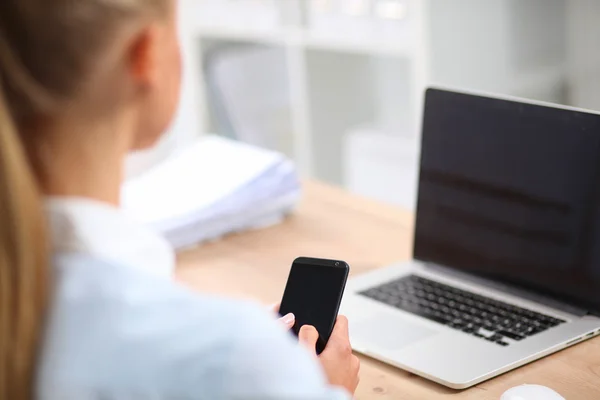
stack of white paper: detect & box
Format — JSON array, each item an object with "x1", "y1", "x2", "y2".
[{"x1": 121, "y1": 135, "x2": 301, "y2": 248}]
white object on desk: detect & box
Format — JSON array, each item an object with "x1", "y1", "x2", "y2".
[
  {"x1": 122, "y1": 135, "x2": 300, "y2": 248},
  {"x1": 501, "y1": 384, "x2": 566, "y2": 400}
]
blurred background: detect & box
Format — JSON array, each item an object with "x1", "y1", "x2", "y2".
[{"x1": 127, "y1": 0, "x2": 600, "y2": 211}]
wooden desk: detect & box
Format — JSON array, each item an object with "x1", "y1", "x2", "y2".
[{"x1": 177, "y1": 181, "x2": 600, "y2": 399}]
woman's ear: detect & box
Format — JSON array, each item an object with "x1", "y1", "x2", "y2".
[
  {"x1": 127, "y1": 9, "x2": 182, "y2": 152},
  {"x1": 127, "y1": 25, "x2": 161, "y2": 90}
]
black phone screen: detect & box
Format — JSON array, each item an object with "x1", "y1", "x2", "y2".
[{"x1": 279, "y1": 258, "x2": 349, "y2": 354}]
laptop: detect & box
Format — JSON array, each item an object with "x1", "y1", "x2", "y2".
[{"x1": 341, "y1": 87, "x2": 600, "y2": 389}]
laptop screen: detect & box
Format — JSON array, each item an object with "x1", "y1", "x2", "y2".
[{"x1": 414, "y1": 88, "x2": 600, "y2": 312}]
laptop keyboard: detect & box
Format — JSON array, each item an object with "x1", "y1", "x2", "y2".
[{"x1": 359, "y1": 275, "x2": 566, "y2": 347}]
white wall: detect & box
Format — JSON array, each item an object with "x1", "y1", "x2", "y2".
[{"x1": 566, "y1": 0, "x2": 600, "y2": 111}]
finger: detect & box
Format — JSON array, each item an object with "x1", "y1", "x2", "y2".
[
  {"x1": 278, "y1": 313, "x2": 295, "y2": 330},
  {"x1": 331, "y1": 315, "x2": 349, "y2": 338},
  {"x1": 298, "y1": 325, "x2": 319, "y2": 353}
]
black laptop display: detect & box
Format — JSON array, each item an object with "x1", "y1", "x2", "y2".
[{"x1": 415, "y1": 88, "x2": 600, "y2": 312}]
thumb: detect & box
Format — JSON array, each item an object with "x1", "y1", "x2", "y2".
[
  {"x1": 298, "y1": 325, "x2": 319, "y2": 354},
  {"x1": 278, "y1": 313, "x2": 295, "y2": 330},
  {"x1": 331, "y1": 315, "x2": 349, "y2": 339}
]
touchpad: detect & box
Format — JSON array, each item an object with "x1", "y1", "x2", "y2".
[{"x1": 351, "y1": 314, "x2": 437, "y2": 350}]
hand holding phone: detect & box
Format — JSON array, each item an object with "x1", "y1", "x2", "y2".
[
  {"x1": 279, "y1": 257, "x2": 349, "y2": 354},
  {"x1": 299, "y1": 316, "x2": 360, "y2": 395}
]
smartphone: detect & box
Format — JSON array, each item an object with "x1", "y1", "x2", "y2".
[{"x1": 279, "y1": 257, "x2": 349, "y2": 354}]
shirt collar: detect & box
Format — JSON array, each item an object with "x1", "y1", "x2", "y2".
[{"x1": 45, "y1": 197, "x2": 175, "y2": 278}]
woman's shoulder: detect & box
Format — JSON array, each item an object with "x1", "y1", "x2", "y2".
[{"x1": 37, "y1": 254, "x2": 317, "y2": 399}]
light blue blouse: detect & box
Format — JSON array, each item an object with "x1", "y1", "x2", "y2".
[{"x1": 36, "y1": 199, "x2": 349, "y2": 399}]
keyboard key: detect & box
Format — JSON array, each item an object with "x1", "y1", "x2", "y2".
[
  {"x1": 487, "y1": 334, "x2": 504, "y2": 342},
  {"x1": 529, "y1": 327, "x2": 547, "y2": 336},
  {"x1": 496, "y1": 330, "x2": 526, "y2": 341},
  {"x1": 482, "y1": 320, "x2": 494, "y2": 329},
  {"x1": 463, "y1": 326, "x2": 478, "y2": 334},
  {"x1": 476, "y1": 328, "x2": 493, "y2": 338}
]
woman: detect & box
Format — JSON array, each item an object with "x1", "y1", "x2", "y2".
[{"x1": 0, "y1": 0, "x2": 360, "y2": 398}]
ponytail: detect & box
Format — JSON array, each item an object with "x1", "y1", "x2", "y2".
[{"x1": 0, "y1": 77, "x2": 49, "y2": 399}]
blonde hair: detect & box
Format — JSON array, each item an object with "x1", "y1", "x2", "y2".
[{"x1": 0, "y1": 1, "x2": 168, "y2": 398}]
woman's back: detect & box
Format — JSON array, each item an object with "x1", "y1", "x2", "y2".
[{"x1": 37, "y1": 200, "x2": 348, "y2": 399}]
